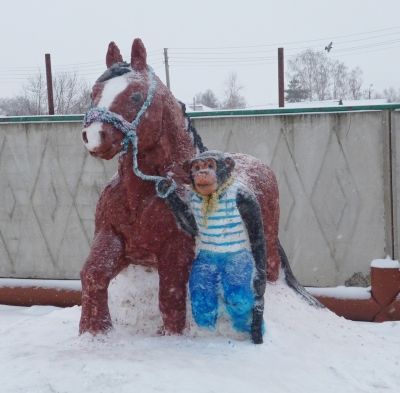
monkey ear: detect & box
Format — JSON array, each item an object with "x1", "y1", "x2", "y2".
[
  {"x1": 224, "y1": 156, "x2": 235, "y2": 173},
  {"x1": 183, "y1": 159, "x2": 192, "y2": 174}
]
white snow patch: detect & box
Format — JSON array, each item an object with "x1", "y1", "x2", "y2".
[
  {"x1": 83, "y1": 121, "x2": 102, "y2": 150},
  {"x1": 0, "y1": 278, "x2": 81, "y2": 291},
  {"x1": 98, "y1": 74, "x2": 130, "y2": 109},
  {"x1": 108, "y1": 265, "x2": 162, "y2": 334},
  {"x1": 108, "y1": 265, "x2": 246, "y2": 340},
  {"x1": 307, "y1": 285, "x2": 371, "y2": 300},
  {"x1": 1, "y1": 276, "x2": 399, "y2": 393},
  {"x1": 83, "y1": 73, "x2": 131, "y2": 151},
  {"x1": 371, "y1": 258, "x2": 400, "y2": 269}
]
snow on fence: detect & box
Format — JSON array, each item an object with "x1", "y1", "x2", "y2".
[{"x1": 1, "y1": 105, "x2": 400, "y2": 288}]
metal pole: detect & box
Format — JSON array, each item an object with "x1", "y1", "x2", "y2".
[
  {"x1": 45, "y1": 53, "x2": 55, "y2": 115},
  {"x1": 278, "y1": 47, "x2": 285, "y2": 108},
  {"x1": 163, "y1": 48, "x2": 170, "y2": 90}
]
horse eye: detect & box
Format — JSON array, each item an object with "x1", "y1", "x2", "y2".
[{"x1": 131, "y1": 93, "x2": 143, "y2": 103}]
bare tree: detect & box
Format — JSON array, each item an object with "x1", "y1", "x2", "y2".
[
  {"x1": 288, "y1": 49, "x2": 332, "y2": 101},
  {"x1": 195, "y1": 89, "x2": 220, "y2": 108},
  {"x1": 23, "y1": 72, "x2": 47, "y2": 114},
  {"x1": 0, "y1": 96, "x2": 34, "y2": 116},
  {"x1": 331, "y1": 60, "x2": 349, "y2": 100},
  {"x1": 348, "y1": 67, "x2": 363, "y2": 100},
  {"x1": 221, "y1": 72, "x2": 246, "y2": 109},
  {"x1": 382, "y1": 87, "x2": 400, "y2": 103},
  {"x1": 53, "y1": 72, "x2": 91, "y2": 114},
  {"x1": 0, "y1": 72, "x2": 91, "y2": 116},
  {"x1": 288, "y1": 49, "x2": 365, "y2": 102}
]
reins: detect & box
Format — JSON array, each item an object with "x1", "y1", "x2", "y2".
[{"x1": 83, "y1": 66, "x2": 177, "y2": 199}]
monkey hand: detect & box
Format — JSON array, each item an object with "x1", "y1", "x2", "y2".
[
  {"x1": 251, "y1": 302, "x2": 264, "y2": 344},
  {"x1": 156, "y1": 177, "x2": 176, "y2": 198}
]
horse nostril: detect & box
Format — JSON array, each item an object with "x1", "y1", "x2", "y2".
[
  {"x1": 99, "y1": 131, "x2": 106, "y2": 141},
  {"x1": 82, "y1": 131, "x2": 88, "y2": 144}
]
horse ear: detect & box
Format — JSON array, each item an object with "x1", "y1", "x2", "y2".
[
  {"x1": 131, "y1": 38, "x2": 147, "y2": 71},
  {"x1": 106, "y1": 42, "x2": 123, "y2": 68}
]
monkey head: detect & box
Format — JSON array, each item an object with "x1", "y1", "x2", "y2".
[{"x1": 184, "y1": 150, "x2": 235, "y2": 196}]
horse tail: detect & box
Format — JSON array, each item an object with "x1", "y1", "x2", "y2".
[
  {"x1": 278, "y1": 240, "x2": 324, "y2": 308},
  {"x1": 179, "y1": 101, "x2": 208, "y2": 153}
]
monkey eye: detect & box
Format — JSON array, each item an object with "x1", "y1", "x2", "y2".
[
  {"x1": 131, "y1": 92, "x2": 143, "y2": 103},
  {"x1": 208, "y1": 163, "x2": 213, "y2": 169},
  {"x1": 193, "y1": 164, "x2": 200, "y2": 172}
]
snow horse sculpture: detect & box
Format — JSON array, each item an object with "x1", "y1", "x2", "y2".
[{"x1": 79, "y1": 38, "x2": 319, "y2": 336}]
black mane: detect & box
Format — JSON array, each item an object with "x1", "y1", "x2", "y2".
[
  {"x1": 97, "y1": 62, "x2": 131, "y2": 83},
  {"x1": 179, "y1": 101, "x2": 207, "y2": 153}
]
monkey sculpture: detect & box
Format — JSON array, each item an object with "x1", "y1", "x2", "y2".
[{"x1": 160, "y1": 150, "x2": 266, "y2": 344}]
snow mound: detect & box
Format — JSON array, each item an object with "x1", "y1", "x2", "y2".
[
  {"x1": 307, "y1": 285, "x2": 371, "y2": 299},
  {"x1": 371, "y1": 258, "x2": 400, "y2": 269},
  {"x1": 108, "y1": 265, "x2": 248, "y2": 340},
  {"x1": 1, "y1": 274, "x2": 399, "y2": 393}
]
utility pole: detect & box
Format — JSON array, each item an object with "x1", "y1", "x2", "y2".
[
  {"x1": 45, "y1": 53, "x2": 55, "y2": 115},
  {"x1": 278, "y1": 47, "x2": 285, "y2": 108},
  {"x1": 163, "y1": 48, "x2": 170, "y2": 90}
]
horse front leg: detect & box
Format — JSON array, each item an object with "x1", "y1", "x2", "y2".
[
  {"x1": 157, "y1": 239, "x2": 193, "y2": 334},
  {"x1": 79, "y1": 227, "x2": 125, "y2": 335}
]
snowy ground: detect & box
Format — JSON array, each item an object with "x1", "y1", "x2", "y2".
[{"x1": 1, "y1": 269, "x2": 399, "y2": 393}]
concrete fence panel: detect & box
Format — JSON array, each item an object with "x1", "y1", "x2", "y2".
[
  {"x1": 194, "y1": 111, "x2": 390, "y2": 286},
  {"x1": 0, "y1": 107, "x2": 397, "y2": 285},
  {"x1": 0, "y1": 121, "x2": 117, "y2": 279}
]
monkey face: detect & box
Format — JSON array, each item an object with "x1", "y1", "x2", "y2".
[{"x1": 191, "y1": 159, "x2": 218, "y2": 196}]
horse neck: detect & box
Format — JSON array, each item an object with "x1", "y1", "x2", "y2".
[
  {"x1": 118, "y1": 148, "x2": 154, "y2": 199},
  {"x1": 158, "y1": 99, "x2": 196, "y2": 169}
]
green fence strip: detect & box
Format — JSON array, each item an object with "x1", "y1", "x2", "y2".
[
  {"x1": 1, "y1": 104, "x2": 400, "y2": 124},
  {"x1": 188, "y1": 103, "x2": 400, "y2": 118},
  {"x1": 0, "y1": 115, "x2": 84, "y2": 123}
]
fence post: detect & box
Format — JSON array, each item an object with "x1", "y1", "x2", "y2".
[
  {"x1": 382, "y1": 110, "x2": 395, "y2": 259},
  {"x1": 390, "y1": 110, "x2": 398, "y2": 260}
]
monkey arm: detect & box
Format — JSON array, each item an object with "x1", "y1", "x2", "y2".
[
  {"x1": 165, "y1": 191, "x2": 199, "y2": 237},
  {"x1": 236, "y1": 187, "x2": 266, "y2": 344},
  {"x1": 236, "y1": 188, "x2": 267, "y2": 287}
]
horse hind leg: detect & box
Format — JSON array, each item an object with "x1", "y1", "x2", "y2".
[{"x1": 79, "y1": 228, "x2": 126, "y2": 335}]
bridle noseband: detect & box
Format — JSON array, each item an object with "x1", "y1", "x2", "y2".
[{"x1": 83, "y1": 66, "x2": 177, "y2": 198}]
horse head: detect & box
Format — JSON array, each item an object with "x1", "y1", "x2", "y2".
[{"x1": 82, "y1": 39, "x2": 178, "y2": 162}]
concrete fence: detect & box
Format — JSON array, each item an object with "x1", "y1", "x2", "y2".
[{"x1": 1, "y1": 105, "x2": 400, "y2": 286}]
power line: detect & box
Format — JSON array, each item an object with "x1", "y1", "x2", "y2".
[{"x1": 169, "y1": 25, "x2": 400, "y2": 50}]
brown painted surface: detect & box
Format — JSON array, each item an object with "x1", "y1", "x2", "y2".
[
  {"x1": 371, "y1": 267, "x2": 400, "y2": 306},
  {"x1": 0, "y1": 286, "x2": 81, "y2": 307},
  {"x1": 316, "y1": 296, "x2": 380, "y2": 322},
  {"x1": 79, "y1": 39, "x2": 282, "y2": 336},
  {"x1": 315, "y1": 266, "x2": 400, "y2": 322},
  {"x1": 374, "y1": 299, "x2": 400, "y2": 322}
]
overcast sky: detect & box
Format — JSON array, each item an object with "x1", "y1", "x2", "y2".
[{"x1": 1, "y1": 0, "x2": 400, "y2": 107}]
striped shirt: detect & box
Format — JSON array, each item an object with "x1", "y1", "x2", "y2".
[{"x1": 190, "y1": 181, "x2": 251, "y2": 254}]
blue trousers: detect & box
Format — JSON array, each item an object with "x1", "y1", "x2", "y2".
[{"x1": 189, "y1": 249, "x2": 255, "y2": 333}]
